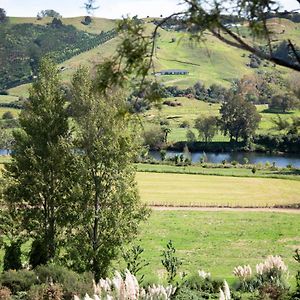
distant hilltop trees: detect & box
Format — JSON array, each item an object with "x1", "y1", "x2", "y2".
[
  {"x1": 37, "y1": 9, "x2": 62, "y2": 20},
  {"x1": 0, "y1": 8, "x2": 7, "y2": 23}
]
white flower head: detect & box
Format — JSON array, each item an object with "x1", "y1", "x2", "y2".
[
  {"x1": 219, "y1": 288, "x2": 225, "y2": 300},
  {"x1": 198, "y1": 270, "x2": 211, "y2": 279},
  {"x1": 223, "y1": 280, "x2": 231, "y2": 300}
]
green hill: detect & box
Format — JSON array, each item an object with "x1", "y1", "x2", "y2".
[
  {"x1": 2, "y1": 16, "x2": 300, "y2": 97},
  {"x1": 0, "y1": 17, "x2": 117, "y2": 91}
]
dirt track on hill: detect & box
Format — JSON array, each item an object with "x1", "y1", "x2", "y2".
[{"x1": 150, "y1": 206, "x2": 300, "y2": 214}]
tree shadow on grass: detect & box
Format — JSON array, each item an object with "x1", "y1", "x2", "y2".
[
  {"x1": 274, "y1": 169, "x2": 300, "y2": 176},
  {"x1": 261, "y1": 108, "x2": 294, "y2": 115}
]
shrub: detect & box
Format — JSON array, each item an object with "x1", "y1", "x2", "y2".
[
  {"x1": 2, "y1": 112, "x2": 14, "y2": 120},
  {"x1": 179, "y1": 120, "x2": 190, "y2": 128},
  {"x1": 258, "y1": 282, "x2": 288, "y2": 300},
  {"x1": 251, "y1": 167, "x2": 257, "y2": 174},
  {"x1": 81, "y1": 270, "x2": 176, "y2": 300},
  {"x1": 122, "y1": 245, "x2": 149, "y2": 284},
  {"x1": 255, "y1": 255, "x2": 289, "y2": 297},
  {"x1": 28, "y1": 283, "x2": 63, "y2": 300},
  {"x1": 231, "y1": 160, "x2": 238, "y2": 166},
  {"x1": 233, "y1": 265, "x2": 255, "y2": 292},
  {"x1": 0, "y1": 286, "x2": 11, "y2": 300},
  {"x1": 0, "y1": 270, "x2": 38, "y2": 294},
  {"x1": 161, "y1": 240, "x2": 182, "y2": 284},
  {"x1": 186, "y1": 130, "x2": 196, "y2": 142},
  {"x1": 160, "y1": 150, "x2": 167, "y2": 161},
  {"x1": 3, "y1": 241, "x2": 22, "y2": 271},
  {"x1": 29, "y1": 238, "x2": 48, "y2": 268},
  {"x1": 35, "y1": 265, "x2": 93, "y2": 299},
  {"x1": 159, "y1": 119, "x2": 169, "y2": 126},
  {"x1": 293, "y1": 249, "x2": 300, "y2": 299},
  {"x1": 81, "y1": 16, "x2": 92, "y2": 25},
  {"x1": 243, "y1": 157, "x2": 249, "y2": 165},
  {"x1": 184, "y1": 273, "x2": 222, "y2": 294},
  {"x1": 174, "y1": 286, "x2": 212, "y2": 299},
  {"x1": 143, "y1": 126, "x2": 165, "y2": 150}
]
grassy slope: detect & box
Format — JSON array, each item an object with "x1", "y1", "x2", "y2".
[
  {"x1": 9, "y1": 16, "x2": 116, "y2": 34},
  {"x1": 136, "y1": 172, "x2": 300, "y2": 207},
  {"x1": 6, "y1": 17, "x2": 118, "y2": 97},
  {"x1": 134, "y1": 211, "x2": 300, "y2": 284},
  {"x1": 8, "y1": 17, "x2": 299, "y2": 97}
]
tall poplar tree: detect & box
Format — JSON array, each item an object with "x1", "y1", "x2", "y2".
[
  {"x1": 3, "y1": 58, "x2": 78, "y2": 265},
  {"x1": 66, "y1": 67, "x2": 148, "y2": 281}
]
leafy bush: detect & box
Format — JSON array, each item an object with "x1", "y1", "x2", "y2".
[
  {"x1": 28, "y1": 283, "x2": 63, "y2": 300},
  {"x1": 231, "y1": 160, "x2": 238, "y2": 166},
  {"x1": 3, "y1": 241, "x2": 22, "y2": 271},
  {"x1": 293, "y1": 250, "x2": 300, "y2": 299},
  {"x1": 143, "y1": 126, "x2": 165, "y2": 150},
  {"x1": 0, "y1": 270, "x2": 38, "y2": 294},
  {"x1": 2, "y1": 111, "x2": 14, "y2": 120},
  {"x1": 122, "y1": 245, "x2": 149, "y2": 284},
  {"x1": 174, "y1": 286, "x2": 213, "y2": 299},
  {"x1": 29, "y1": 238, "x2": 49, "y2": 268},
  {"x1": 186, "y1": 130, "x2": 196, "y2": 142},
  {"x1": 180, "y1": 120, "x2": 190, "y2": 128},
  {"x1": 258, "y1": 282, "x2": 289, "y2": 300},
  {"x1": 161, "y1": 241, "x2": 182, "y2": 284},
  {"x1": 184, "y1": 273, "x2": 222, "y2": 294},
  {"x1": 254, "y1": 134, "x2": 300, "y2": 153},
  {"x1": 81, "y1": 16, "x2": 92, "y2": 25},
  {"x1": 35, "y1": 265, "x2": 93, "y2": 299}
]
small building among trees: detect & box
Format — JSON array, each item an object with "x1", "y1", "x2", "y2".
[{"x1": 155, "y1": 69, "x2": 189, "y2": 76}]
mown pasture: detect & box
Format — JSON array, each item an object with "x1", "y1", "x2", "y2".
[{"x1": 136, "y1": 172, "x2": 300, "y2": 207}]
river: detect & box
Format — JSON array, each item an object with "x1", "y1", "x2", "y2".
[{"x1": 149, "y1": 150, "x2": 300, "y2": 168}]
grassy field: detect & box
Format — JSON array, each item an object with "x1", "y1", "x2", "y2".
[
  {"x1": 133, "y1": 210, "x2": 300, "y2": 284},
  {"x1": 136, "y1": 172, "x2": 300, "y2": 207},
  {"x1": 1, "y1": 158, "x2": 299, "y2": 206},
  {"x1": 0, "y1": 95, "x2": 19, "y2": 104},
  {"x1": 144, "y1": 97, "x2": 300, "y2": 142},
  {"x1": 136, "y1": 163, "x2": 300, "y2": 180},
  {"x1": 1, "y1": 210, "x2": 299, "y2": 286}
]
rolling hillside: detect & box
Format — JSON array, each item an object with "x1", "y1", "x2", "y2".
[
  {"x1": 0, "y1": 16, "x2": 117, "y2": 91},
  {"x1": 2, "y1": 16, "x2": 300, "y2": 98}
]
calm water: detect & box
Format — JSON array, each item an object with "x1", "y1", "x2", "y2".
[
  {"x1": 149, "y1": 150, "x2": 300, "y2": 168},
  {"x1": 2, "y1": 149, "x2": 300, "y2": 168}
]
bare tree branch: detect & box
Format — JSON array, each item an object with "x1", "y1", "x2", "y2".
[{"x1": 214, "y1": 23, "x2": 300, "y2": 71}]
